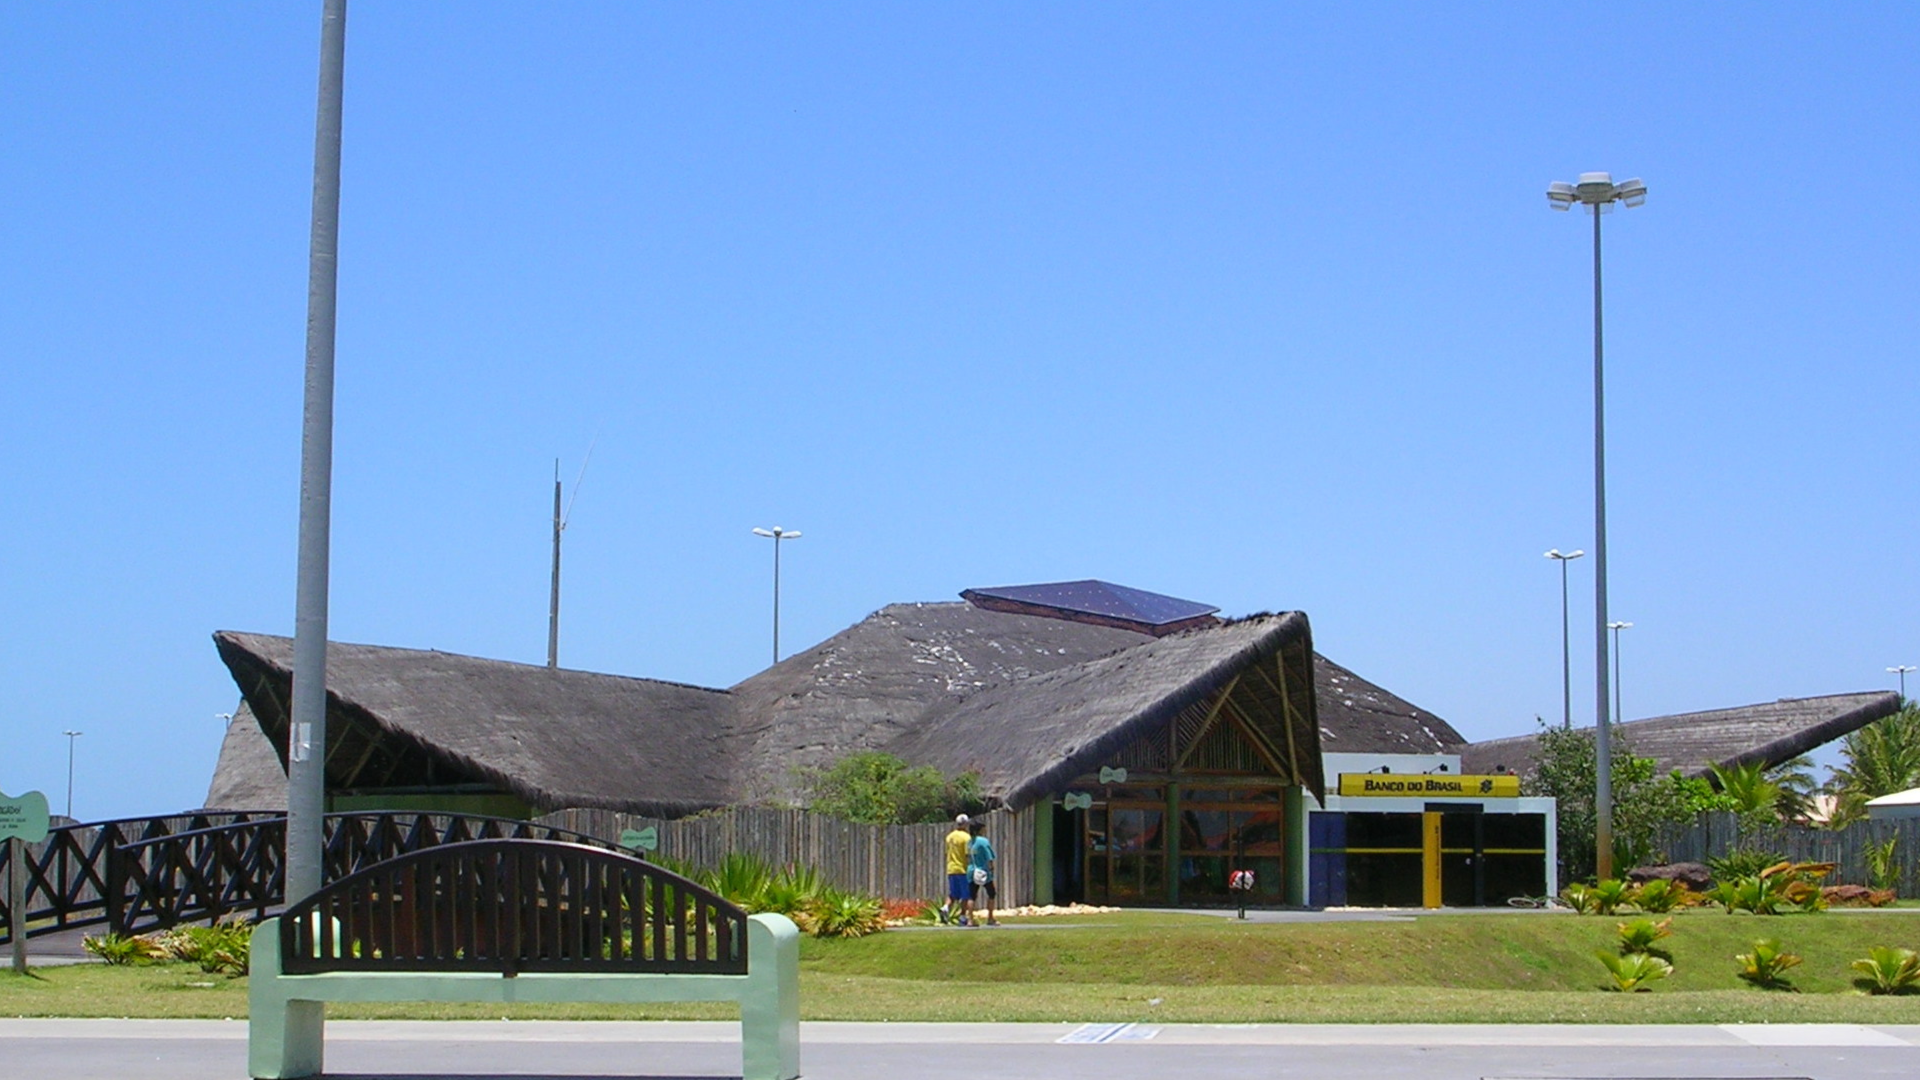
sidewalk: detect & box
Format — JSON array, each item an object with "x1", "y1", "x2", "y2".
[{"x1": 3, "y1": 1019, "x2": 1915, "y2": 1079}]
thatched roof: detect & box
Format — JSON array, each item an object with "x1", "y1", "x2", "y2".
[
  {"x1": 207, "y1": 596, "x2": 1424, "y2": 816},
  {"x1": 215, "y1": 631, "x2": 739, "y2": 817},
  {"x1": 204, "y1": 701, "x2": 288, "y2": 811},
  {"x1": 726, "y1": 602, "x2": 1169, "y2": 803},
  {"x1": 1455, "y1": 691, "x2": 1903, "y2": 779},
  {"x1": 891, "y1": 613, "x2": 1321, "y2": 805},
  {"x1": 1313, "y1": 654, "x2": 1467, "y2": 754}
]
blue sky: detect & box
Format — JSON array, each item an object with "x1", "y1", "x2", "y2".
[{"x1": 4, "y1": 4, "x2": 1917, "y2": 820}]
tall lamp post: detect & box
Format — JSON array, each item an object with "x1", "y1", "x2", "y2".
[
  {"x1": 1608, "y1": 621, "x2": 1633, "y2": 724},
  {"x1": 1545, "y1": 550, "x2": 1585, "y2": 729},
  {"x1": 1890, "y1": 665, "x2": 1915, "y2": 702},
  {"x1": 752, "y1": 526, "x2": 801, "y2": 664},
  {"x1": 62, "y1": 730, "x2": 83, "y2": 820},
  {"x1": 1549, "y1": 170, "x2": 1646, "y2": 881}
]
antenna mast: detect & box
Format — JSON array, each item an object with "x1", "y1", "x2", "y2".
[{"x1": 547, "y1": 460, "x2": 562, "y2": 668}]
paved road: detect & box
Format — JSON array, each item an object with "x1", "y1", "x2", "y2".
[{"x1": 2, "y1": 1019, "x2": 1914, "y2": 1080}]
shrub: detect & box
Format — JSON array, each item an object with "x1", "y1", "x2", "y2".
[
  {"x1": 880, "y1": 898, "x2": 935, "y2": 924},
  {"x1": 82, "y1": 933, "x2": 165, "y2": 965},
  {"x1": 1560, "y1": 882, "x2": 1600, "y2": 914},
  {"x1": 1707, "y1": 862, "x2": 1832, "y2": 915},
  {"x1": 1708, "y1": 848, "x2": 1787, "y2": 882},
  {"x1": 1616, "y1": 917, "x2": 1673, "y2": 957},
  {"x1": 1852, "y1": 946, "x2": 1920, "y2": 995},
  {"x1": 1866, "y1": 836, "x2": 1902, "y2": 894},
  {"x1": 1592, "y1": 878, "x2": 1633, "y2": 915},
  {"x1": 1734, "y1": 938, "x2": 1802, "y2": 990},
  {"x1": 801, "y1": 751, "x2": 983, "y2": 825},
  {"x1": 1628, "y1": 878, "x2": 1692, "y2": 913},
  {"x1": 1595, "y1": 950, "x2": 1671, "y2": 992},
  {"x1": 801, "y1": 888, "x2": 886, "y2": 939}
]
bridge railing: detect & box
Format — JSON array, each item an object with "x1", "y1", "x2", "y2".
[
  {"x1": 2, "y1": 811, "x2": 622, "y2": 943},
  {"x1": 0, "y1": 811, "x2": 280, "y2": 945}
]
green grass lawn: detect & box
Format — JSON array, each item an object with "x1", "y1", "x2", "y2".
[{"x1": 7, "y1": 909, "x2": 1920, "y2": 1023}]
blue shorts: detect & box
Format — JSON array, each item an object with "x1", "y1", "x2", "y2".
[{"x1": 948, "y1": 873, "x2": 970, "y2": 902}]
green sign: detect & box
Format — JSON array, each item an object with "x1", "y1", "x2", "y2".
[
  {"x1": 1062, "y1": 792, "x2": 1093, "y2": 811},
  {"x1": 0, "y1": 791, "x2": 50, "y2": 845},
  {"x1": 1098, "y1": 766, "x2": 1128, "y2": 785},
  {"x1": 619, "y1": 826, "x2": 659, "y2": 852}
]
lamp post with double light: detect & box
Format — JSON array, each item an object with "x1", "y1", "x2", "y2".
[
  {"x1": 1548, "y1": 170, "x2": 1646, "y2": 881},
  {"x1": 1545, "y1": 549, "x2": 1585, "y2": 730},
  {"x1": 63, "y1": 730, "x2": 83, "y2": 820},
  {"x1": 1890, "y1": 665, "x2": 1916, "y2": 702},
  {"x1": 1608, "y1": 621, "x2": 1633, "y2": 724},
  {"x1": 752, "y1": 527, "x2": 801, "y2": 664}
]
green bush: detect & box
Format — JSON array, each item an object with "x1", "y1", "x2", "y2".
[
  {"x1": 1865, "y1": 837, "x2": 1902, "y2": 893},
  {"x1": 1591, "y1": 878, "x2": 1632, "y2": 915},
  {"x1": 1559, "y1": 882, "x2": 1598, "y2": 914},
  {"x1": 800, "y1": 751, "x2": 983, "y2": 825},
  {"x1": 1616, "y1": 917, "x2": 1672, "y2": 957},
  {"x1": 1708, "y1": 848, "x2": 1786, "y2": 882},
  {"x1": 1629, "y1": 878, "x2": 1691, "y2": 913},
  {"x1": 81, "y1": 933, "x2": 163, "y2": 966},
  {"x1": 1734, "y1": 938, "x2": 1801, "y2": 990},
  {"x1": 1707, "y1": 862, "x2": 1831, "y2": 915},
  {"x1": 1594, "y1": 950, "x2": 1671, "y2": 992},
  {"x1": 1852, "y1": 946, "x2": 1920, "y2": 995}
]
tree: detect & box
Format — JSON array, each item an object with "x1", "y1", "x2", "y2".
[
  {"x1": 1525, "y1": 719, "x2": 1733, "y2": 882},
  {"x1": 1831, "y1": 705, "x2": 1920, "y2": 803},
  {"x1": 801, "y1": 751, "x2": 983, "y2": 825}
]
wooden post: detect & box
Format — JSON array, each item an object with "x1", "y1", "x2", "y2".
[{"x1": 9, "y1": 837, "x2": 26, "y2": 973}]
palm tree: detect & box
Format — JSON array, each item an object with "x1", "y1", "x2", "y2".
[
  {"x1": 1709, "y1": 760, "x2": 1784, "y2": 818},
  {"x1": 1828, "y1": 705, "x2": 1920, "y2": 818}
]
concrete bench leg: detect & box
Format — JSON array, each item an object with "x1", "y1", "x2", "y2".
[
  {"x1": 248, "y1": 919, "x2": 325, "y2": 1079},
  {"x1": 743, "y1": 913, "x2": 801, "y2": 1080}
]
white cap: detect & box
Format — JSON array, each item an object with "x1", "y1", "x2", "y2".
[{"x1": 955, "y1": 813, "x2": 970, "y2": 824}]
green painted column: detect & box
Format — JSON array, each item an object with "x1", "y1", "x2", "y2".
[
  {"x1": 1285, "y1": 786, "x2": 1308, "y2": 907},
  {"x1": 1031, "y1": 803, "x2": 1054, "y2": 907}
]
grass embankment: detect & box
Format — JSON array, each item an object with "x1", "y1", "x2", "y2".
[{"x1": 7, "y1": 909, "x2": 1920, "y2": 1023}]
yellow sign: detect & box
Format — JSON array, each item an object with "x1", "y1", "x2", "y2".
[{"x1": 1337, "y1": 773, "x2": 1520, "y2": 798}]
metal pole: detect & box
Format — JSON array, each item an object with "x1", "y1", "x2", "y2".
[
  {"x1": 772, "y1": 535, "x2": 782, "y2": 664},
  {"x1": 64, "y1": 735, "x2": 77, "y2": 820},
  {"x1": 548, "y1": 463, "x2": 562, "y2": 669},
  {"x1": 287, "y1": 0, "x2": 347, "y2": 906},
  {"x1": 1591, "y1": 204, "x2": 1614, "y2": 882},
  {"x1": 9, "y1": 837, "x2": 26, "y2": 974},
  {"x1": 1559, "y1": 558, "x2": 1572, "y2": 730}
]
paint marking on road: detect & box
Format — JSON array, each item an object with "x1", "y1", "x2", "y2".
[
  {"x1": 1721, "y1": 1023, "x2": 1911, "y2": 1047},
  {"x1": 1059, "y1": 1023, "x2": 1157, "y2": 1044}
]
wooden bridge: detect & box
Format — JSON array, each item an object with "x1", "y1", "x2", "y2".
[{"x1": 0, "y1": 811, "x2": 618, "y2": 943}]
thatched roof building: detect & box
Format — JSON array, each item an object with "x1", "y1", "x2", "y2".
[
  {"x1": 208, "y1": 584, "x2": 1343, "y2": 816},
  {"x1": 1454, "y1": 691, "x2": 1903, "y2": 780}
]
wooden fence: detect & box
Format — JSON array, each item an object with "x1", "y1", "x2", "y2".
[
  {"x1": 1652, "y1": 813, "x2": 1920, "y2": 893},
  {"x1": 536, "y1": 806, "x2": 1039, "y2": 907}
]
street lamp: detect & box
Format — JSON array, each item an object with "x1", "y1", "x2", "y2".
[
  {"x1": 1608, "y1": 621, "x2": 1633, "y2": 724},
  {"x1": 752, "y1": 526, "x2": 801, "y2": 664},
  {"x1": 63, "y1": 730, "x2": 83, "y2": 820},
  {"x1": 1890, "y1": 665, "x2": 1916, "y2": 702},
  {"x1": 1548, "y1": 170, "x2": 1646, "y2": 881},
  {"x1": 1545, "y1": 550, "x2": 1586, "y2": 729}
]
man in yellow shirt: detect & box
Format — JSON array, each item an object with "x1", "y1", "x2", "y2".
[{"x1": 942, "y1": 814, "x2": 974, "y2": 925}]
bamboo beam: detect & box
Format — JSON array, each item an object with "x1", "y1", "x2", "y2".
[
  {"x1": 1275, "y1": 652, "x2": 1303, "y2": 785},
  {"x1": 1174, "y1": 675, "x2": 1242, "y2": 771}
]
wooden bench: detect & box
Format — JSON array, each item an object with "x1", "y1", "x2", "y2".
[{"x1": 248, "y1": 838, "x2": 799, "y2": 1080}]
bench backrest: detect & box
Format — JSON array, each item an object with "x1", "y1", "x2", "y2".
[{"x1": 279, "y1": 838, "x2": 747, "y2": 976}]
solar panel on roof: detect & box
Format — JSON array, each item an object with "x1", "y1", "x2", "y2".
[{"x1": 962, "y1": 580, "x2": 1219, "y2": 627}]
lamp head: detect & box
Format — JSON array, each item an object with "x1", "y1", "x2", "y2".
[
  {"x1": 1546, "y1": 180, "x2": 1577, "y2": 210},
  {"x1": 752, "y1": 528, "x2": 775, "y2": 538},
  {"x1": 1615, "y1": 177, "x2": 1648, "y2": 207}
]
